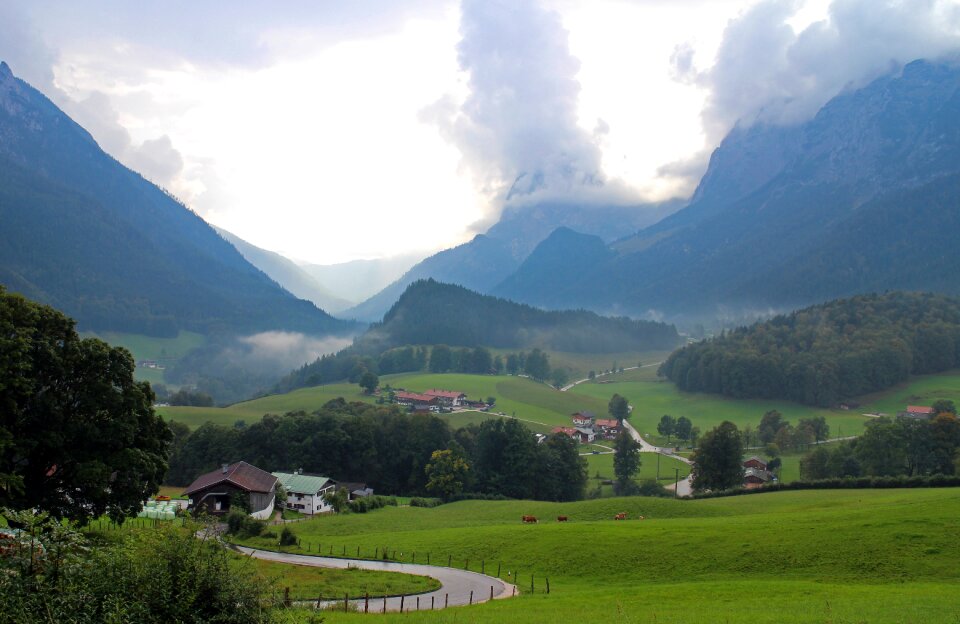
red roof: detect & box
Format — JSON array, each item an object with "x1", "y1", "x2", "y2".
[
  {"x1": 425, "y1": 389, "x2": 466, "y2": 399},
  {"x1": 907, "y1": 406, "x2": 935, "y2": 414},
  {"x1": 595, "y1": 418, "x2": 620, "y2": 428},
  {"x1": 396, "y1": 391, "x2": 436, "y2": 402},
  {"x1": 184, "y1": 461, "x2": 278, "y2": 496},
  {"x1": 552, "y1": 426, "x2": 577, "y2": 436}
]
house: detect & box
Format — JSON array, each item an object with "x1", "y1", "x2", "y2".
[
  {"x1": 594, "y1": 418, "x2": 621, "y2": 439},
  {"x1": 743, "y1": 456, "x2": 768, "y2": 471},
  {"x1": 273, "y1": 470, "x2": 337, "y2": 515},
  {"x1": 394, "y1": 391, "x2": 439, "y2": 406},
  {"x1": 898, "y1": 405, "x2": 936, "y2": 419},
  {"x1": 424, "y1": 389, "x2": 467, "y2": 407},
  {"x1": 743, "y1": 467, "x2": 774, "y2": 489},
  {"x1": 338, "y1": 482, "x2": 374, "y2": 500},
  {"x1": 184, "y1": 461, "x2": 278, "y2": 519},
  {"x1": 571, "y1": 411, "x2": 595, "y2": 427},
  {"x1": 573, "y1": 426, "x2": 596, "y2": 443}
]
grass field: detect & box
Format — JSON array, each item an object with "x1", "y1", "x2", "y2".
[
  {"x1": 584, "y1": 451, "x2": 690, "y2": 495},
  {"x1": 83, "y1": 330, "x2": 206, "y2": 384},
  {"x1": 571, "y1": 368, "x2": 872, "y2": 447},
  {"x1": 234, "y1": 554, "x2": 440, "y2": 600},
  {"x1": 226, "y1": 489, "x2": 960, "y2": 622}
]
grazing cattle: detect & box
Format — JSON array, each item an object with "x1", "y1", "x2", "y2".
[
  {"x1": 522, "y1": 515, "x2": 538, "y2": 524},
  {"x1": 638, "y1": 515, "x2": 645, "y2": 520},
  {"x1": 614, "y1": 512, "x2": 627, "y2": 520},
  {"x1": 557, "y1": 516, "x2": 568, "y2": 522}
]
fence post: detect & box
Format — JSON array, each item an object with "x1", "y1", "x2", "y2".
[
  {"x1": 531, "y1": 575, "x2": 534, "y2": 593},
  {"x1": 344, "y1": 593, "x2": 348, "y2": 613},
  {"x1": 469, "y1": 590, "x2": 474, "y2": 605},
  {"x1": 315, "y1": 595, "x2": 322, "y2": 609},
  {"x1": 375, "y1": 546, "x2": 379, "y2": 559},
  {"x1": 546, "y1": 577, "x2": 550, "y2": 594},
  {"x1": 417, "y1": 596, "x2": 420, "y2": 610},
  {"x1": 365, "y1": 593, "x2": 369, "y2": 613},
  {"x1": 448, "y1": 554, "x2": 452, "y2": 567},
  {"x1": 427, "y1": 552, "x2": 430, "y2": 565},
  {"x1": 400, "y1": 595, "x2": 405, "y2": 612},
  {"x1": 497, "y1": 562, "x2": 501, "y2": 577},
  {"x1": 445, "y1": 593, "x2": 449, "y2": 608},
  {"x1": 465, "y1": 558, "x2": 469, "y2": 570},
  {"x1": 490, "y1": 585, "x2": 494, "y2": 601},
  {"x1": 342, "y1": 544, "x2": 346, "y2": 556},
  {"x1": 413, "y1": 551, "x2": 416, "y2": 563},
  {"x1": 383, "y1": 595, "x2": 387, "y2": 613},
  {"x1": 357, "y1": 545, "x2": 360, "y2": 557},
  {"x1": 431, "y1": 596, "x2": 435, "y2": 610},
  {"x1": 482, "y1": 559, "x2": 485, "y2": 574}
]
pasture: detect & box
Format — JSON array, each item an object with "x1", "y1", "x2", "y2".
[
  {"x1": 584, "y1": 451, "x2": 690, "y2": 495},
  {"x1": 83, "y1": 330, "x2": 205, "y2": 384},
  {"x1": 229, "y1": 489, "x2": 960, "y2": 622}
]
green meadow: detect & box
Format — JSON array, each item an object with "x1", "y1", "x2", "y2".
[
  {"x1": 82, "y1": 330, "x2": 206, "y2": 385},
  {"x1": 584, "y1": 451, "x2": 691, "y2": 495},
  {"x1": 229, "y1": 488, "x2": 960, "y2": 623}
]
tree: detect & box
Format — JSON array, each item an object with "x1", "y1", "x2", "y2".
[
  {"x1": 758, "y1": 410, "x2": 785, "y2": 444},
  {"x1": 932, "y1": 399, "x2": 957, "y2": 415},
  {"x1": 551, "y1": 367, "x2": 569, "y2": 389},
  {"x1": 588, "y1": 370, "x2": 596, "y2": 380},
  {"x1": 657, "y1": 415, "x2": 677, "y2": 443},
  {"x1": 429, "y1": 345, "x2": 453, "y2": 373},
  {"x1": 424, "y1": 449, "x2": 470, "y2": 500},
  {"x1": 612, "y1": 430, "x2": 641, "y2": 495},
  {"x1": 689, "y1": 426, "x2": 701, "y2": 447},
  {"x1": 506, "y1": 353, "x2": 520, "y2": 375},
  {"x1": 608, "y1": 394, "x2": 630, "y2": 423},
  {"x1": 525, "y1": 348, "x2": 551, "y2": 381},
  {"x1": 799, "y1": 416, "x2": 829, "y2": 444},
  {"x1": 493, "y1": 355, "x2": 504, "y2": 375},
  {"x1": 691, "y1": 421, "x2": 744, "y2": 492},
  {"x1": 674, "y1": 416, "x2": 693, "y2": 443},
  {"x1": 323, "y1": 487, "x2": 350, "y2": 513},
  {"x1": 358, "y1": 371, "x2": 379, "y2": 394},
  {"x1": 0, "y1": 288, "x2": 171, "y2": 523}
]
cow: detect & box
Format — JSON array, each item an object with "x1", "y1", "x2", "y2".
[
  {"x1": 557, "y1": 516, "x2": 568, "y2": 522},
  {"x1": 522, "y1": 515, "x2": 538, "y2": 524},
  {"x1": 614, "y1": 512, "x2": 627, "y2": 520}
]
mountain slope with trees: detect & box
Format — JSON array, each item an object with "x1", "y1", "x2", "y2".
[
  {"x1": 488, "y1": 59, "x2": 960, "y2": 319},
  {"x1": 0, "y1": 61, "x2": 354, "y2": 338},
  {"x1": 659, "y1": 292, "x2": 960, "y2": 407}
]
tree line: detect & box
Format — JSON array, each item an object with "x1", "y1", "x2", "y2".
[
  {"x1": 167, "y1": 401, "x2": 587, "y2": 502},
  {"x1": 660, "y1": 292, "x2": 960, "y2": 406}
]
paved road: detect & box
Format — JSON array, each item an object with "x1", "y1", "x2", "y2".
[
  {"x1": 621, "y1": 417, "x2": 695, "y2": 497},
  {"x1": 231, "y1": 545, "x2": 516, "y2": 612}
]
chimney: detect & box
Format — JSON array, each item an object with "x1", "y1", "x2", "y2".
[{"x1": 221, "y1": 463, "x2": 229, "y2": 474}]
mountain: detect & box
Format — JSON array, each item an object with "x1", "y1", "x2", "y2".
[
  {"x1": 215, "y1": 228, "x2": 353, "y2": 313},
  {"x1": 274, "y1": 278, "x2": 681, "y2": 393},
  {"x1": 299, "y1": 254, "x2": 422, "y2": 304},
  {"x1": 497, "y1": 59, "x2": 960, "y2": 319},
  {"x1": 659, "y1": 291, "x2": 960, "y2": 406},
  {"x1": 491, "y1": 227, "x2": 614, "y2": 306},
  {"x1": 343, "y1": 199, "x2": 678, "y2": 322},
  {"x1": 0, "y1": 61, "x2": 355, "y2": 338}
]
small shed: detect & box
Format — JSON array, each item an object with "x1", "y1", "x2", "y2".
[{"x1": 184, "y1": 461, "x2": 278, "y2": 519}]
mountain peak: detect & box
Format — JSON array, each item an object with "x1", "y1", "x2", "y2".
[{"x1": 0, "y1": 61, "x2": 12, "y2": 80}]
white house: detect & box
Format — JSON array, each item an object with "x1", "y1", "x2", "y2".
[{"x1": 272, "y1": 470, "x2": 337, "y2": 515}]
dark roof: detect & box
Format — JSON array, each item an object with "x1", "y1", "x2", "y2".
[
  {"x1": 572, "y1": 411, "x2": 596, "y2": 419},
  {"x1": 184, "y1": 461, "x2": 278, "y2": 496}
]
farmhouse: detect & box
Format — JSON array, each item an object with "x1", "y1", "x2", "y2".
[
  {"x1": 573, "y1": 426, "x2": 596, "y2": 443},
  {"x1": 898, "y1": 405, "x2": 936, "y2": 419},
  {"x1": 273, "y1": 470, "x2": 337, "y2": 515},
  {"x1": 184, "y1": 461, "x2": 278, "y2": 519},
  {"x1": 743, "y1": 456, "x2": 768, "y2": 471},
  {"x1": 394, "y1": 391, "x2": 439, "y2": 406},
  {"x1": 594, "y1": 418, "x2": 621, "y2": 439},
  {"x1": 424, "y1": 389, "x2": 467, "y2": 407},
  {"x1": 743, "y1": 467, "x2": 774, "y2": 489},
  {"x1": 552, "y1": 426, "x2": 578, "y2": 440},
  {"x1": 571, "y1": 411, "x2": 595, "y2": 426}
]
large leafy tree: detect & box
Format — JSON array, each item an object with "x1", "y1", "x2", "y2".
[
  {"x1": 424, "y1": 448, "x2": 470, "y2": 499},
  {"x1": 0, "y1": 287, "x2": 171, "y2": 523},
  {"x1": 608, "y1": 394, "x2": 629, "y2": 423},
  {"x1": 691, "y1": 421, "x2": 744, "y2": 492},
  {"x1": 612, "y1": 430, "x2": 641, "y2": 495}
]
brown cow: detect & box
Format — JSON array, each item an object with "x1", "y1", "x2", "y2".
[
  {"x1": 614, "y1": 512, "x2": 627, "y2": 520},
  {"x1": 557, "y1": 516, "x2": 568, "y2": 522},
  {"x1": 522, "y1": 515, "x2": 538, "y2": 524}
]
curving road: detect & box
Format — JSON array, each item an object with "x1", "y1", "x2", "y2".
[{"x1": 231, "y1": 545, "x2": 516, "y2": 612}]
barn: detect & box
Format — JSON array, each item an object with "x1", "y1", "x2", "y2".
[{"x1": 184, "y1": 461, "x2": 278, "y2": 520}]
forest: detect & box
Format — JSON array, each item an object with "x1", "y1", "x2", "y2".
[
  {"x1": 167, "y1": 400, "x2": 587, "y2": 502},
  {"x1": 659, "y1": 292, "x2": 960, "y2": 406}
]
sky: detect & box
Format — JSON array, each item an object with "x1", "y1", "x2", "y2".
[{"x1": 2, "y1": 0, "x2": 958, "y2": 264}]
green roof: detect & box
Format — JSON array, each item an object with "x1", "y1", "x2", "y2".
[{"x1": 272, "y1": 472, "x2": 333, "y2": 495}]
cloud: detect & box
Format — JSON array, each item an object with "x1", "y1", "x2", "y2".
[
  {"x1": 237, "y1": 331, "x2": 353, "y2": 373},
  {"x1": 427, "y1": 0, "x2": 619, "y2": 211},
  {"x1": 688, "y1": 0, "x2": 960, "y2": 142}
]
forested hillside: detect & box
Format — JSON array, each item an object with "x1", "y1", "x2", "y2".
[{"x1": 659, "y1": 292, "x2": 960, "y2": 406}]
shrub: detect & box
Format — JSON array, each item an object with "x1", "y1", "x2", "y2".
[
  {"x1": 409, "y1": 497, "x2": 442, "y2": 508},
  {"x1": 225, "y1": 509, "x2": 265, "y2": 538},
  {"x1": 279, "y1": 527, "x2": 297, "y2": 547}
]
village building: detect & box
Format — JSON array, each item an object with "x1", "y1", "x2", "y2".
[
  {"x1": 743, "y1": 456, "x2": 768, "y2": 471},
  {"x1": 338, "y1": 482, "x2": 375, "y2": 500},
  {"x1": 571, "y1": 411, "x2": 595, "y2": 427},
  {"x1": 273, "y1": 470, "x2": 337, "y2": 515},
  {"x1": 573, "y1": 426, "x2": 596, "y2": 443},
  {"x1": 743, "y1": 467, "x2": 774, "y2": 489},
  {"x1": 594, "y1": 418, "x2": 621, "y2": 439},
  {"x1": 898, "y1": 405, "x2": 936, "y2": 419},
  {"x1": 394, "y1": 391, "x2": 439, "y2": 406},
  {"x1": 552, "y1": 426, "x2": 579, "y2": 440},
  {"x1": 184, "y1": 461, "x2": 278, "y2": 519},
  {"x1": 424, "y1": 389, "x2": 467, "y2": 407}
]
